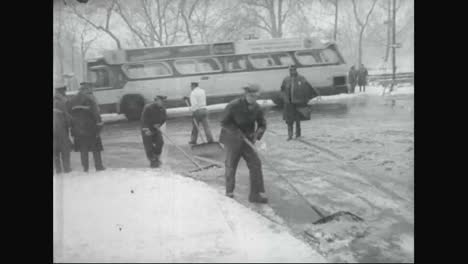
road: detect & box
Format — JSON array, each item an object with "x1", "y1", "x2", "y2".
[{"x1": 67, "y1": 91, "x2": 414, "y2": 262}]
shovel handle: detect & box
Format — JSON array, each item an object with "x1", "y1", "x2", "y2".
[{"x1": 160, "y1": 130, "x2": 204, "y2": 170}]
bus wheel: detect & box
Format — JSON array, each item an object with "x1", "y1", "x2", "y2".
[
  {"x1": 121, "y1": 95, "x2": 145, "y2": 121},
  {"x1": 272, "y1": 96, "x2": 284, "y2": 108}
]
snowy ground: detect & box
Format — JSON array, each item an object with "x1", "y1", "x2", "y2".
[
  {"x1": 53, "y1": 169, "x2": 326, "y2": 263},
  {"x1": 62, "y1": 83, "x2": 414, "y2": 262}
]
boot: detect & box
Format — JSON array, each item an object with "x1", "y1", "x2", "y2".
[
  {"x1": 226, "y1": 192, "x2": 234, "y2": 198},
  {"x1": 249, "y1": 192, "x2": 268, "y2": 204},
  {"x1": 150, "y1": 155, "x2": 161, "y2": 168}
]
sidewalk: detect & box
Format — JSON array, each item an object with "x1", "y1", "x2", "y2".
[{"x1": 53, "y1": 168, "x2": 327, "y2": 263}]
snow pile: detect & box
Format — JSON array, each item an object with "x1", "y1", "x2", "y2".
[
  {"x1": 304, "y1": 219, "x2": 370, "y2": 263},
  {"x1": 53, "y1": 168, "x2": 326, "y2": 263}
]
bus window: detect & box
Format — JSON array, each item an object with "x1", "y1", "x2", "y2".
[
  {"x1": 248, "y1": 54, "x2": 281, "y2": 69},
  {"x1": 320, "y1": 48, "x2": 340, "y2": 64},
  {"x1": 123, "y1": 61, "x2": 172, "y2": 79},
  {"x1": 175, "y1": 58, "x2": 221, "y2": 74},
  {"x1": 294, "y1": 50, "x2": 324, "y2": 65},
  {"x1": 174, "y1": 60, "x2": 198, "y2": 74},
  {"x1": 196, "y1": 58, "x2": 221, "y2": 73},
  {"x1": 90, "y1": 68, "x2": 110, "y2": 88},
  {"x1": 271, "y1": 53, "x2": 294, "y2": 66},
  {"x1": 224, "y1": 56, "x2": 247, "y2": 72}
]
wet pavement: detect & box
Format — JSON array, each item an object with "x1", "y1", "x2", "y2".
[{"x1": 67, "y1": 91, "x2": 414, "y2": 262}]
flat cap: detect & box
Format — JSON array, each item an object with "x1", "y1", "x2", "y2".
[
  {"x1": 242, "y1": 83, "x2": 261, "y2": 93},
  {"x1": 154, "y1": 95, "x2": 167, "y2": 100},
  {"x1": 288, "y1": 64, "x2": 297, "y2": 69},
  {"x1": 191, "y1": 82, "x2": 198, "y2": 86}
]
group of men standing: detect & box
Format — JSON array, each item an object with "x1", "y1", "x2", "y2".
[
  {"x1": 348, "y1": 63, "x2": 368, "y2": 93},
  {"x1": 53, "y1": 82, "x2": 105, "y2": 174},
  {"x1": 53, "y1": 65, "x2": 318, "y2": 205}
]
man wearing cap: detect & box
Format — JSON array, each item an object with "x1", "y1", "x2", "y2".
[
  {"x1": 68, "y1": 82, "x2": 105, "y2": 172},
  {"x1": 141, "y1": 95, "x2": 167, "y2": 168},
  {"x1": 187, "y1": 82, "x2": 214, "y2": 144},
  {"x1": 53, "y1": 84, "x2": 72, "y2": 174},
  {"x1": 280, "y1": 65, "x2": 318, "y2": 140},
  {"x1": 219, "y1": 84, "x2": 268, "y2": 203}
]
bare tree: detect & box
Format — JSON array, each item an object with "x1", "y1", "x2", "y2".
[
  {"x1": 115, "y1": 0, "x2": 183, "y2": 47},
  {"x1": 70, "y1": 0, "x2": 123, "y2": 49},
  {"x1": 80, "y1": 25, "x2": 99, "y2": 80},
  {"x1": 241, "y1": 0, "x2": 302, "y2": 38},
  {"x1": 351, "y1": 0, "x2": 379, "y2": 65},
  {"x1": 179, "y1": 0, "x2": 201, "y2": 43}
]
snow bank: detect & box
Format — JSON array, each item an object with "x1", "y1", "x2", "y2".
[{"x1": 53, "y1": 169, "x2": 326, "y2": 263}]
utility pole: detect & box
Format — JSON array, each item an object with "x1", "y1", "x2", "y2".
[
  {"x1": 391, "y1": 0, "x2": 396, "y2": 92},
  {"x1": 333, "y1": 0, "x2": 338, "y2": 41}
]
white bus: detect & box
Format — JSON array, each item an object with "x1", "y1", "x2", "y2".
[{"x1": 80, "y1": 37, "x2": 349, "y2": 120}]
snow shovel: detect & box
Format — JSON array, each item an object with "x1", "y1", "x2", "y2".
[
  {"x1": 160, "y1": 130, "x2": 220, "y2": 173},
  {"x1": 242, "y1": 136, "x2": 364, "y2": 225},
  {"x1": 184, "y1": 99, "x2": 224, "y2": 157}
]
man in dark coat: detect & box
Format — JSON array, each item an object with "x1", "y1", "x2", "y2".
[
  {"x1": 219, "y1": 84, "x2": 268, "y2": 203},
  {"x1": 68, "y1": 82, "x2": 105, "y2": 172},
  {"x1": 348, "y1": 65, "x2": 358, "y2": 93},
  {"x1": 280, "y1": 65, "x2": 318, "y2": 140},
  {"x1": 141, "y1": 95, "x2": 167, "y2": 168},
  {"x1": 53, "y1": 85, "x2": 72, "y2": 174},
  {"x1": 357, "y1": 63, "x2": 368, "y2": 92}
]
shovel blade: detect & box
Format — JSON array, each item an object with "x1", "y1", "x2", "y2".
[{"x1": 191, "y1": 142, "x2": 225, "y2": 158}]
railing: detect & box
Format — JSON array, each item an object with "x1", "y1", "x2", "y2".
[{"x1": 368, "y1": 72, "x2": 414, "y2": 85}]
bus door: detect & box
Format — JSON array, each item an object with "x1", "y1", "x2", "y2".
[{"x1": 195, "y1": 57, "x2": 221, "y2": 97}]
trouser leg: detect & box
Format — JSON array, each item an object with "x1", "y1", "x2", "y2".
[
  {"x1": 142, "y1": 131, "x2": 156, "y2": 161},
  {"x1": 61, "y1": 148, "x2": 71, "y2": 173},
  {"x1": 296, "y1": 121, "x2": 301, "y2": 138},
  {"x1": 224, "y1": 144, "x2": 242, "y2": 194},
  {"x1": 54, "y1": 150, "x2": 63, "y2": 174},
  {"x1": 287, "y1": 122, "x2": 293, "y2": 140},
  {"x1": 153, "y1": 130, "x2": 164, "y2": 156},
  {"x1": 241, "y1": 142, "x2": 265, "y2": 195},
  {"x1": 190, "y1": 118, "x2": 198, "y2": 143},
  {"x1": 80, "y1": 150, "x2": 89, "y2": 172},
  {"x1": 200, "y1": 116, "x2": 214, "y2": 142},
  {"x1": 93, "y1": 151, "x2": 104, "y2": 170}
]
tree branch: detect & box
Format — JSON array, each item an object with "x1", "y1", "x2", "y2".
[
  {"x1": 363, "y1": 0, "x2": 378, "y2": 28},
  {"x1": 115, "y1": 1, "x2": 149, "y2": 46},
  {"x1": 351, "y1": 0, "x2": 363, "y2": 27}
]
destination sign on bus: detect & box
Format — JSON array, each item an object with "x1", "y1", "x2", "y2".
[
  {"x1": 125, "y1": 42, "x2": 236, "y2": 63},
  {"x1": 235, "y1": 38, "x2": 323, "y2": 54}
]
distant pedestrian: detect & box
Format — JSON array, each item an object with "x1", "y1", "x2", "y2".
[
  {"x1": 357, "y1": 63, "x2": 368, "y2": 92},
  {"x1": 348, "y1": 65, "x2": 358, "y2": 93},
  {"x1": 53, "y1": 84, "x2": 73, "y2": 174},
  {"x1": 280, "y1": 65, "x2": 318, "y2": 140},
  {"x1": 141, "y1": 95, "x2": 167, "y2": 168},
  {"x1": 68, "y1": 82, "x2": 105, "y2": 172},
  {"x1": 219, "y1": 84, "x2": 268, "y2": 203},
  {"x1": 186, "y1": 82, "x2": 214, "y2": 144}
]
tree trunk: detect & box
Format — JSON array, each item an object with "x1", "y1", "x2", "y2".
[
  {"x1": 358, "y1": 29, "x2": 364, "y2": 65},
  {"x1": 384, "y1": 0, "x2": 391, "y2": 62},
  {"x1": 334, "y1": 0, "x2": 338, "y2": 41}
]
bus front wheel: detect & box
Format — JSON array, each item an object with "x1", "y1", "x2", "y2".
[{"x1": 121, "y1": 95, "x2": 145, "y2": 121}]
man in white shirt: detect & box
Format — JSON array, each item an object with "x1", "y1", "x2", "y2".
[{"x1": 187, "y1": 82, "x2": 214, "y2": 144}]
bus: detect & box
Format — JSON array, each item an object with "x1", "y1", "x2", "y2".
[{"x1": 78, "y1": 37, "x2": 349, "y2": 120}]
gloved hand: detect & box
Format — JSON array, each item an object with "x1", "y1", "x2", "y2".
[
  {"x1": 255, "y1": 127, "x2": 265, "y2": 140},
  {"x1": 142, "y1": 128, "x2": 153, "y2": 136}
]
